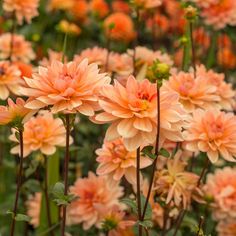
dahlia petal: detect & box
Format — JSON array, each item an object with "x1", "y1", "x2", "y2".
[
  {"x1": 207, "y1": 150, "x2": 219, "y2": 163},
  {"x1": 133, "y1": 117, "x2": 152, "y2": 132},
  {"x1": 117, "y1": 119, "x2": 137, "y2": 138},
  {"x1": 41, "y1": 145, "x2": 56, "y2": 155},
  {"x1": 25, "y1": 99, "x2": 46, "y2": 109}
]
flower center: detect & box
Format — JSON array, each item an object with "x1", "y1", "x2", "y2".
[{"x1": 207, "y1": 122, "x2": 224, "y2": 140}]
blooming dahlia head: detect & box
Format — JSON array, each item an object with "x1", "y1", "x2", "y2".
[
  {"x1": 163, "y1": 66, "x2": 220, "y2": 112},
  {"x1": 3, "y1": 0, "x2": 39, "y2": 24},
  {"x1": 74, "y1": 47, "x2": 108, "y2": 69},
  {"x1": 40, "y1": 49, "x2": 67, "y2": 67},
  {"x1": 184, "y1": 109, "x2": 236, "y2": 163},
  {"x1": 0, "y1": 98, "x2": 34, "y2": 126},
  {"x1": 96, "y1": 138, "x2": 152, "y2": 184},
  {"x1": 0, "y1": 61, "x2": 22, "y2": 100},
  {"x1": 9, "y1": 111, "x2": 71, "y2": 157},
  {"x1": 217, "y1": 218, "x2": 236, "y2": 236},
  {"x1": 104, "y1": 13, "x2": 136, "y2": 43},
  {"x1": 67, "y1": 172, "x2": 123, "y2": 230},
  {"x1": 93, "y1": 76, "x2": 187, "y2": 151},
  {"x1": 90, "y1": 0, "x2": 110, "y2": 18},
  {"x1": 154, "y1": 150, "x2": 199, "y2": 209},
  {"x1": 0, "y1": 33, "x2": 35, "y2": 63},
  {"x1": 191, "y1": 0, "x2": 236, "y2": 29},
  {"x1": 21, "y1": 59, "x2": 111, "y2": 114},
  {"x1": 204, "y1": 167, "x2": 236, "y2": 221},
  {"x1": 197, "y1": 65, "x2": 235, "y2": 110},
  {"x1": 26, "y1": 192, "x2": 41, "y2": 228}
]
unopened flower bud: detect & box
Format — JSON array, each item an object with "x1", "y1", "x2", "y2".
[{"x1": 184, "y1": 5, "x2": 198, "y2": 21}]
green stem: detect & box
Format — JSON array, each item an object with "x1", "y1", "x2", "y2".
[
  {"x1": 136, "y1": 147, "x2": 142, "y2": 236},
  {"x1": 182, "y1": 23, "x2": 191, "y2": 71},
  {"x1": 61, "y1": 114, "x2": 70, "y2": 236},
  {"x1": 206, "y1": 32, "x2": 218, "y2": 69},
  {"x1": 10, "y1": 129, "x2": 24, "y2": 236},
  {"x1": 62, "y1": 32, "x2": 68, "y2": 63}
]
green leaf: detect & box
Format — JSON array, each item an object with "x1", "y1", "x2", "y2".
[
  {"x1": 6, "y1": 210, "x2": 14, "y2": 218},
  {"x1": 51, "y1": 182, "x2": 65, "y2": 198},
  {"x1": 25, "y1": 159, "x2": 39, "y2": 177},
  {"x1": 15, "y1": 214, "x2": 30, "y2": 222},
  {"x1": 121, "y1": 198, "x2": 137, "y2": 214},
  {"x1": 141, "y1": 146, "x2": 156, "y2": 159},
  {"x1": 159, "y1": 148, "x2": 170, "y2": 158},
  {"x1": 166, "y1": 229, "x2": 182, "y2": 236},
  {"x1": 137, "y1": 220, "x2": 153, "y2": 228},
  {"x1": 141, "y1": 194, "x2": 152, "y2": 220}
]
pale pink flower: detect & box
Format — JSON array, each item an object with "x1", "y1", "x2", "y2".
[
  {"x1": 26, "y1": 192, "x2": 41, "y2": 228},
  {"x1": 154, "y1": 150, "x2": 199, "y2": 209},
  {"x1": 0, "y1": 60, "x2": 22, "y2": 100},
  {"x1": 163, "y1": 66, "x2": 220, "y2": 112},
  {"x1": 190, "y1": 0, "x2": 236, "y2": 29},
  {"x1": 0, "y1": 98, "x2": 34, "y2": 125},
  {"x1": 108, "y1": 53, "x2": 133, "y2": 76},
  {"x1": 74, "y1": 47, "x2": 108, "y2": 69},
  {"x1": 217, "y1": 218, "x2": 236, "y2": 236},
  {"x1": 39, "y1": 49, "x2": 67, "y2": 67},
  {"x1": 96, "y1": 138, "x2": 152, "y2": 184},
  {"x1": 9, "y1": 111, "x2": 70, "y2": 157},
  {"x1": 196, "y1": 65, "x2": 235, "y2": 110},
  {"x1": 184, "y1": 109, "x2": 236, "y2": 163},
  {"x1": 0, "y1": 33, "x2": 35, "y2": 63},
  {"x1": 128, "y1": 46, "x2": 173, "y2": 67},
  {"x1": 21, "y1": 59, "x2": 110, "y2": 114},
  {"x1": 93, "y1": 76, "x2": 187, "y2": 151},
  {"x1": 67, "y1": 172, "x2": 123, "y2": 230},
  {"x1": 204, "y1": 167, "x2": 236, "y2": 220},
  {"x1": 3, "y1": 0, "x2": 39, "y2": 24}
]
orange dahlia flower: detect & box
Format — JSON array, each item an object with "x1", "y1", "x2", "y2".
[
  {"x1": 26, "y1": 192, "x2": 41, "y2": 228},
  {"x1": 204, "y1": 167, "x2": 236, "y2": 221},
  {"x1": 21, "y1": 59, "x2": 110, "y2": 114},
  {"x1": 9, "y1": 111, "x2": 70, "y2": 157},
  {"x1": 0, "y1": 61, "x2": 22, "y2": 100},
  {"x1": 0, "y1": 33, "x2": 35, "y2": 63},
  {"x1": 104, "y1": 13, "x2": 136, "y2": 43},
  {"x1": 67, "y1": 172, "x2": 123, "y2": 230},
  {"x1": 93, "y1": 76, "x2": 187, "y2": 151},
  {"x1": 90, "y1": 0, "x2": 109, "y2": 18},
  {"x1": 163, "y1": 66, "x2": 220, "y2": 112},
  {"x1": 154, "y1": 150, "x2": 199, "y2": 209},
  {"x1": 0, "y1": 98, "x2": 33, "y2": 126},
  {"x1": 3, "y1": 0, "x2": 39, "y2": 24},
  {"x1": 133, "y1": 0, "x2": 162, "y2": 9},
  {"x1": 184, "y1": 109, "x2": 236, "y2": 163},
  {"x1": 112, "y1": 0, "x2": 131, "y2": 14},
  {"x1": 96, "y1": 138, "x2": 152, "y2": 184}
]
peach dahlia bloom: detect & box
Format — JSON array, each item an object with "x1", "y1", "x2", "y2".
[
  {"x1": 0, "y1": 61, "x2": 22, "y2": 100},
  {"x1": 9, "y1": 111, "x2": 70, "y2": 157},
  {"x1": 3, "y1": 0, "x2": 39, "y2": 24},
  {"x1": 204, "y1": 167, "x2": 236, "y2": 221},
  {"x1": 40, "y1": 49, "x2": 67, "y2": 67},
  {"x1": 96, "y1": 138, "x2": 152, "y2": 184},
  {"x1": 154, "y1": 150, "x2": 199, "y2": 209},
  {"x1": 0, "y1": 98, "x2": 33, "y2": 125},
  {"x1": 190, "y1": 0, "x2": 236, "y2": 29},
  {"x1": 197, "y1": 65, "x2": 235, "y2": 110},
  {"x1": 163, "y1": 66, "x2": 220, "y2": 112},
  {"x1": 21, "y1": 59, "x2": 110, "y2": 114},
  {"x1": 93, "y1": 76, "x2": 187, "y2": 151},
  {"x1": 104, "y1": 13, "x2": 136, "y2": 43},
  {"x1": 67, "y1": 172, "x2": 123, "y2": 230},
  {"x1": 129, "y1": 46, "x2": 173, "y2": 67},
  {"x1": 26, "y1": 192, "x2": 41, "y2": 228},
  {"x1": 184, "y1": 109, "x2": 236, "y2": 163},
  {"x1": 217, "y1": 218, "x2": 236, "y2": 236},
  {"x1": 100, "y1": 205, "x2": 135, "y2": 236},
  {"x1": 0, "y1": 33, "x2": 35, "y2": 63},
  {"x1": 74, "y1": 47, "x2": 108, "y2": 68}
]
